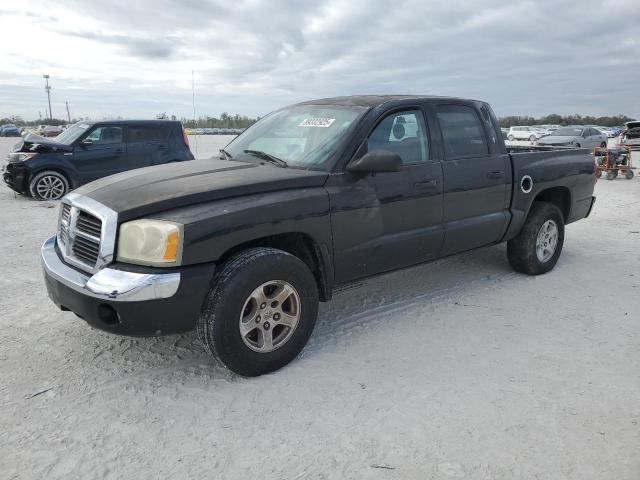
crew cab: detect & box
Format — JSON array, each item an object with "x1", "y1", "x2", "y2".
[
  {"x1": 4, "y1": 120, "x2": 193, "y2": 200},
  {"x1": 41, "y1": 96, "x2": 596, "y2": 376}
]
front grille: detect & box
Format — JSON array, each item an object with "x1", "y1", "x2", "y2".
[
  {"x1": 77, "y1": 211, "x2": 102, "y2": 239},
  {"x1": 72, "y1": 235, "x2": 100, "y2": 264},
  {"x1": 57, "y1": 202, "x2": 104, "y2": 270}
]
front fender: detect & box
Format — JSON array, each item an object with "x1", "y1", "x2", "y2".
[{"x1": 150, "y1": 188, "x2": 332, "y2": 266}]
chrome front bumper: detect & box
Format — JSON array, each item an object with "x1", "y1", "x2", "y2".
[{"x1": 41, "y1": 235, "x2": 180, "y2": 302}]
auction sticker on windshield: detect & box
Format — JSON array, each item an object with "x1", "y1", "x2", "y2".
[{"x1": 298, "y1": 118, "x2": 335, "y2": 128}]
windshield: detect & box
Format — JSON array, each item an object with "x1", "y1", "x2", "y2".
[
  {"x1": 551, "y1": 127, "x2": 583, "y2": 137},
  {"x1": 53, "y1": 123, "x2": 91, "y2": 144},
  {"x1": 224, "y1": 105, "x2": 367, "y2": 170}
]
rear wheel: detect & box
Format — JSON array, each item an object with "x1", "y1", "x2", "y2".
[
  {"x1": 625, "y1": 170, "x2": 634, "y2": 180},
  {"x1": 29, "y1": 170, "x2": 69, "y2": 200},
  {"x1": 197, "y1": 247, "x2": 319, "y2": 376},
  {"x1": 507, "y1": 202, "x2": 565, "y2": 275}
]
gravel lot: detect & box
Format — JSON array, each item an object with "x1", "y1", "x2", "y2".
[{"x1": 1, "y1": 136, "x2": 639, "y2": 479}]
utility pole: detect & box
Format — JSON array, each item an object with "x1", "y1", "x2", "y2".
[
  {"x1": 43, "y1": 74, "x2": 52, "y2": 120},
  {"x1": 65, "y1": 101, "x2": 71, "y2": 123},
  {"x1": 38, "y1": 111, "x2": 42, "y2": 121}
]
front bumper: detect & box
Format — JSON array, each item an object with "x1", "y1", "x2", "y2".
[
  {"x1": 41, "y1": 235, "x2": 215, "y2": 336},
  {"x1": 2, "y1": 162, "x2": 28, "y2": 194}
]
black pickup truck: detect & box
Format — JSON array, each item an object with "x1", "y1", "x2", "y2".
[{"x1": 41, "y1": 96, "x2": 596, "y2": 376}]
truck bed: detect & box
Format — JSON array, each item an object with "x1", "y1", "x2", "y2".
[{"x1": 501, "y1": 147, "x2": 596, "y2": 241}]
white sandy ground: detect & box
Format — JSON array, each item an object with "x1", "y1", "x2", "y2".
[{"x1": 0, "y1": 136, "x2": 638, "y2": 479}]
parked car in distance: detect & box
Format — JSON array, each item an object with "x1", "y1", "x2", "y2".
[
  {"x1": 507, "y1": 126, "x2": 546, "y2": 141},
  {"x1": 40, "y1": 95, "x2": 596, "y2": 376},
  {"x1": 619, "y1": 121, "x2": 640, "y2": 150},
  {"x1": 537, "y1": 126, "x2": 608, "y2": 149},
  {"x1": 42, "y1": 125, "x2": 63, "y2": 137},
  {"x1": 589, "y1": 126, "x2": 617, "y2": 138},
  {"x1": 0, "y1": 124, "x2": 21, "y2": 137},
  {"x1": 3, "y1": 120, "x2": 194, "y2": 200}
]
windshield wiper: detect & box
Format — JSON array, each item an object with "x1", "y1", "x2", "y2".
[
  {"x1": 243, "y1": 149, "x2": 288, "y2": 168},
  {"x1": 219, "y1": 148, "x2": 233, "y2": 160}
]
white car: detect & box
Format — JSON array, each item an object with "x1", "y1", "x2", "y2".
[
  {"x1": 620, "y1": 121, "x2": 640, "y2": 150},
  {"x1": 507, "y1": 126, "x2": 546, "y2": 142},
  {"x1": 593, "y1": 126, "x2": 617, "y2": 138}
]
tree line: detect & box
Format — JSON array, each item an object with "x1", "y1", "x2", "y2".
[
  {"x1": 3, "y1": 112, "x2": 635, "y2": 129},
  {"x1": 1, "y1": 112, "x2": 260, "y2": 129},
  {"x1": 498, "y1": 114, "x2": 635, "y2": 128}
]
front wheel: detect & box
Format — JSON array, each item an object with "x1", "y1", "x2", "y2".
[
  {"x1": 507, "y1": 135, "x2": 515, "y2": 141},
  {"x1": 625, "y1": 170, "x2": 634, "y2": 180},
  {"x1": 606, "y1": 170, "x2": 618, "y2": 180},
  {"x1": 529, "y1": 135, "x2": 537, "y2": 142},
  {"x1": 600, "y1": 142, "x2": 607, "y2": 148},
  {"x1": 197, "y1": 247, "x2": 319, "y2": 376},
  {"x1": 507, "y1": 202, "x2": 565, "y2": 275},
  {"x1": 29, "y1": 170, "x2": 69, "y2": 200}
]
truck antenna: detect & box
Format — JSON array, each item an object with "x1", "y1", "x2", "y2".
[{"x1": 192, "y1": 70, "x2": 198, "y2": 156}]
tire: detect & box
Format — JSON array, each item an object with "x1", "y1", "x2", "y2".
[
  {"x1": 507, "y1": 135, "x2": 515, "y2": 141},
  {"x1": 529, "y1": 135, "x2": 536, "y2": 142},
  {"x1": 574, "y1": 143, "x2": 581, "y2": 148},
  {"x1": 197, "y1": 247, "x2": 319, "y2": 376},
  {"x1": 600, "y1": 142, "x2": 607, "y2": 148},
  {"x1": 29, "y1": 170, "x2": 69, "y2": 200},
  {"x1": 625, "y1": 170, "x2": 634, "y2": 180},
  {"x1": 507, "y1": 202, "x2": 565, "y2": 275},
  {"x1": 606, "y1": 170, "x2": 618, "y2": 180}
]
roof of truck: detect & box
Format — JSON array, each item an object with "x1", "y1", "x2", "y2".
[{"x1": 295, "y1": 95, "x2": 477, "y2": 108}]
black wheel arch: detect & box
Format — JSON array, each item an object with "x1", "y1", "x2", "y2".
[
  {"x1": 217, "y1": 232, "x2": 333, "y2": 302},
  {"x1": 29, "y1": 167, "x2": 74, "y2": 190}
]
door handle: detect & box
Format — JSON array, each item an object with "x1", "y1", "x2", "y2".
[
  {"x1": 414, "y1": 179, "x2": 438, "y2": 190},
  {"x1": 486, "y1": 171, "x2": 504, "y2": 179},
  {"x1": 115, "y1": 148, "x2": 124, "y2": 153}
]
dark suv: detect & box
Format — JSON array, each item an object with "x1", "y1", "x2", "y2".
[{"x1": 3, "y1": 120, "x2": 194, "y2": 200}]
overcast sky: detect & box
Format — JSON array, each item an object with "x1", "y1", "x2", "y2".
[{"x1": 0, "y1": 0, "x2": 638, "y2": 121}]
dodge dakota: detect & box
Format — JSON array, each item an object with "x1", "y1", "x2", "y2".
[{"x1": 41, "y1": 96, "x2": 596, "y2": 376}]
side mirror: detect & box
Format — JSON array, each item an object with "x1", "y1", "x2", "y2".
[{"x1": 346, "y1": 149, "x2": 402, "y2": 174}]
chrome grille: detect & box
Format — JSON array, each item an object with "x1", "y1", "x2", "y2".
[
  {"x1": 57, "y1": 197, "x2": 111, "y2": 272},
  {"x1": 77, "y1": 211, "x2": 102, "y2": 239}
]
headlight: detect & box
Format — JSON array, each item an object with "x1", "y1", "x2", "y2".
[
  {"x1": 7, "y1": 152, "x2": 38, "y2": 163},
  {"x1": 117, "y1": 219, "x2": 183, "y2": 266}
]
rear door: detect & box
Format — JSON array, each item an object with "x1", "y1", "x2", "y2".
[
  {"x1": 126, "y1": 124, "x2": 170, "y2": 169},
  {"x1": 72, "y1": 125, "x2": 127, "y2": 183},
  {"x1": 586, "y1": 128, "x2": 605, "y2": 148},
  {"x1": 434, "y1": 103, "x2": 510, "y2": 256},
  {"x1": 329, "y1": 107, "x2": 444, "y2": 282}
]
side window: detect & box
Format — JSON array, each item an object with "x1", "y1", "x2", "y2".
[
  {"x1": 436, "y1": 105, "x2": 488, "y2": 158},
  {"x1": 128, "y1": 125, "x2": 165, "y2": 142},
  {"x1": 367, "y1": 110, "x2": 428, "y2": 164},
  {"x1": 85, "y1": 126, "x2": 123, "y2": 145}
]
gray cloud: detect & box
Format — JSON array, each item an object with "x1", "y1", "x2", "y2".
[{"x1": 1, "y1": 0, "x2": 639, "y2": 120}]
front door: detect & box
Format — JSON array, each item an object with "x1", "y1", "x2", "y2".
[
  {"x1": 72, "y1": 125, "x2": 127, "y2": 184},
  {"x1": 434, "y1": 103, "x2": 510, "y2": 256},
  {"x1": 328, "y1": 108, "x2": 444, "y2": 283}
]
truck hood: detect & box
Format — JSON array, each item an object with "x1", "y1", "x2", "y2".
[
  {"x1": 13, "y1": 133, "x2": 73, "y2": 153},
  {"x1": 74, "y1": 159, "x2": 329, "y2": 221}
]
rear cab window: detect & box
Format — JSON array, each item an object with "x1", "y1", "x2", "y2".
[
  {"x1": 128, "y1": 125, "x2": 169, "y2": 143},
  {"x1": 436, "y1": 104, "x2": 489, "y2": 158}
]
